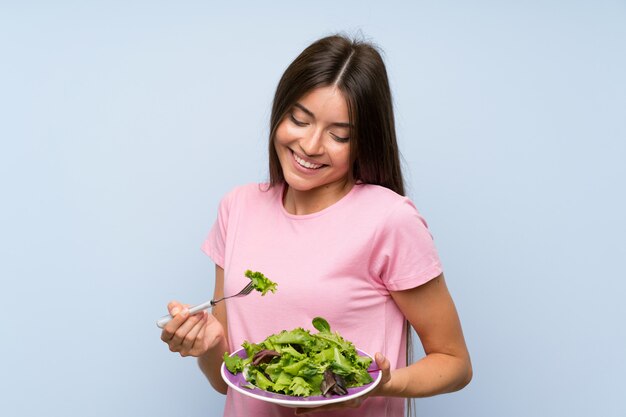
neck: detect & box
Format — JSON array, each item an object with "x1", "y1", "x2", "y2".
[{"x1": 282, "y1": 179, "x2": 355, "y2": 215}]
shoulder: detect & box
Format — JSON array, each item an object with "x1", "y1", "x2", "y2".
[
  {"x1": 220, "y1": 182, "x2": 280, "y2": 207},
  {"x1": 353, "y1": 183, "x2": 430, "y2": 230},
  {"x1": 354, "y1": 183, "x2": 402, "y2": 200},
  {"x1": 353, "y1": 183, "x2": 416, "y2": 213}
]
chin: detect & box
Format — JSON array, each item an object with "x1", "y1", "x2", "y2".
[{"x1": 283, "y1": 175, "x2": 319, "y2": 192}]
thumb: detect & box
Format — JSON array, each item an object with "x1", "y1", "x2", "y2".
[
  {"x1": 375, "y1": 352, "x2": 389, "y2": 368},
  {"x1": 167, "y1": 300, "x2": 184, "y2": 315},
  {"x1": 375, "y1": 352, "x2": 391, "y2": 383}
]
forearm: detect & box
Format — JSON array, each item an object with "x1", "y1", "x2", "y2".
[
  {"x1": 383, "y1": 275, "x2": 472, "y2": 398},
  {"x1": 197, "y1": 335, "x2": 230, "y2": 395},
  {"x1": 380, "y1": 353, "x2": 472, "y2": 398}
]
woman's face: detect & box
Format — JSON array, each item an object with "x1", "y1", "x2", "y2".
[{"x1": 274, "y1": 86, "x2": 353, "y2": 194}]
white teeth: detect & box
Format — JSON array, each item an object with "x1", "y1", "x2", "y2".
[{"x1": 293, "y1": 152, "x2": 323, "y2": 169}]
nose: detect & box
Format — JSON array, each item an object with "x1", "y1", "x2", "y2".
[{"x1": 299, "y1": 128, "x2": 324, "y2": 157}]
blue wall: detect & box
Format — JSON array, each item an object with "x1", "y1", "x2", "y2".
[{"x1": 1, "y1": 1, "x2": 624, "y2": 416}]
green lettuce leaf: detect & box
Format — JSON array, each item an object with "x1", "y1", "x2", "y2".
[
  {"x1": 289, "y1": 376, "x2": 313, "y2": 396},
  {"x1": 223, "y1": 352, "x2": 244, "y2": 374},
  {"x1": 245, "y1": 270, "x2": 278, "y2": 295},
  {"x1": 253, "y1": 370, "x2": 275, "y2": 391},
  {"x1": 224, "y1": 317, "x2": 374, "y2": 397},
  {"x1": 312, "y1": 317, "x2": 330, "y2": 333}
]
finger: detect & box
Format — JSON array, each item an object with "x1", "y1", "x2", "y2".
[
  {"x1": 192, "y1": 315, "x2": 207, "y2": 348},
  {"x1": 181, "y1": 312, "x2": 207, "y2": 353},
  {"x1": 375, "y1": 352, "x2": 392, "y2": 387},
  {"x1": 196, "y1": 312, "x2": 225, "y2": 352},
  {"x1": 191, "y1": 313, "x2": 215, "y2": 354},
  {"x1": 375, "y1": 352, "x2": 389, "y2": 367},
  {"x1": 162, "y1": 307, "x2": 202, "y2": 345},
  {"x1": 170, "y1": 310, "x2": 204, "y2": 348},
  {"x1": 167, "y1": 301, "x2": 184, "y2": 315},
  {"x1": 375, "y1": 352, "x2": 391, "y2": 374},
  {"x1": 160, "y1": 307, "x2": 190, "y2": 343}
]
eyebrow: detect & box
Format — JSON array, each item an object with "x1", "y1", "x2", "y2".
[{"x1": 294, "y1": 103, "x2": 353, "y2": 128}]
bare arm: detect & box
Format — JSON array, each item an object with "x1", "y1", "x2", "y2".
[
  {"x1": 294, "y1": 273, "x2": 471, "y2": 414},
  {"x1": 160, "y1": 265, "x2": 230, "y2": 395},
  {"x1": 197, "y1": 265, "x2": 230, "y2": 394},
  {"x1": 380, "y1": 273, "x2": 472, "y2": 397}
]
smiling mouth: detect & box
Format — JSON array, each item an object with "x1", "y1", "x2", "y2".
[{"x1": 291, "y1": 150, "x2": 325, "y2": 170}]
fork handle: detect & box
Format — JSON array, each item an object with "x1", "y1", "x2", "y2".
[{"x1": 156, "y1": 300, "x2": 214, "y2": 328}]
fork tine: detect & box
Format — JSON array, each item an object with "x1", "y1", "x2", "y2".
[
  {"x1": 239, "y1": 281, "x2": 255, "y2": 295},
  {"x1": 209, "y1": 281, "x2": 255, "y2": 307}
]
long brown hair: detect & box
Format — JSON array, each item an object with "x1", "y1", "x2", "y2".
[
  {"x1": 267, "y1": 34, "x2": 416, "y2": 416},
  {"x1": 268, "y1": 34, "x2": 405, "y2": 196}
]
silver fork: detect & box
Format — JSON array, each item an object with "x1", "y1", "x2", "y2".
[{"x1": 156, "y1": 281, "x2": 255, "y2": 328}]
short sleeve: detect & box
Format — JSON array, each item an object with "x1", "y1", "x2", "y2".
[
  {"x1": 201, "y1": 190, "x2": 233, "y2": 268},
  {"x1": 371, "y1": 198, "x2": 443, "y2": 291}
]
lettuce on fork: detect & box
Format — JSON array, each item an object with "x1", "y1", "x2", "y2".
[
  {"x1": 245, "y1": 270, "x2": 278, "y2": 295},
  {"x1": 224, "y1": 317, "x2": 373, "y2": 397}
]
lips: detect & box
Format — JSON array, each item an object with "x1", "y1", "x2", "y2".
[{"x1": 291, "y1": 150, "x2": 325, "y2": 170}]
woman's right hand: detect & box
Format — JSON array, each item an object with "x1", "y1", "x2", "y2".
[{"x1": 160, "y1": 301, "x2": 226, "y2": 357}]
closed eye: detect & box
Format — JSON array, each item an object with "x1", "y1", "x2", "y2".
[
  {"x1": 331, "y1": 134, "x2": 350, "y2": 143},
  {"x1": 289, "y1": 113, "x2": 308, "y2": 127},
  {"x1": 290, "y1": 111, "x2": 349, "y2": 143}
]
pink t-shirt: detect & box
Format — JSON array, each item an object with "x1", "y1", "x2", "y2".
[{"x1": 202, "y1": 182, "x2": 443, "y2": 417}]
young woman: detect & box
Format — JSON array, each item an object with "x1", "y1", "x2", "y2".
[{"x1": 161, "y1": 34, "x2": 472, "y2": 417}]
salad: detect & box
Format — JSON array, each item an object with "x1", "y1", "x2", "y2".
[
  {"x1": 223, "y1": 317, "x2": 374, "y2": 397},
  {"x1": 245, "y1": 270, "x2": 278, "y2": 295}
]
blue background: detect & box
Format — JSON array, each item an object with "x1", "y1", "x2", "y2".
[{"x1": 1, "y1": 1, "x2": 625, "y2": 416}]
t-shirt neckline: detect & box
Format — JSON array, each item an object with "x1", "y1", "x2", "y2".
[{"x1": 277, "y1": 182, "x2": 361, "y2": 220}]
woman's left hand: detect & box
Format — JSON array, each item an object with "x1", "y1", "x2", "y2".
[{"x1": 294, "y1": 352, "x2": 392, "y2": 415}]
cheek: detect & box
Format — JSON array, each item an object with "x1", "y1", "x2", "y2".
[
  {"x1": 274, "y1": 121, "x2": 296, "y2": 145},
  {"x1": 329, "y1": 144, "x2": 352, "y2": 168}
]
